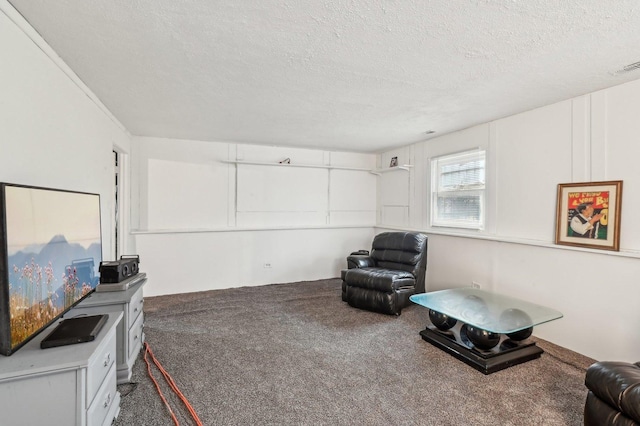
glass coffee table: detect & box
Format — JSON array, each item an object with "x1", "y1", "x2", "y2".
[{"x1": 410, "y1": 288, "x2": 563, "y2": 374}]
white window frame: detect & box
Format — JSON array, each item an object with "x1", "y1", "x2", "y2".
[{"x1": 430, "y1": 149, "x2": 486, "y2": 230}]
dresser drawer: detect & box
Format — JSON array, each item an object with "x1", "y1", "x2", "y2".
[
  {"x1": 87, "y1": 331, "x2": 116, "y2": 406},
  {"x1": 87, "y1": 363, "x2": 117, "y2": 426},
  {"x1": 128, "y1": 312, "x2": 144, "y2": 359},
  {"x1": 128, "y1": 288, "x2": 144, "y2": 328}
]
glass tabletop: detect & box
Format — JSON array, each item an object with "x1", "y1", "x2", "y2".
[{"x1": 410, "y1": 288, "x2": 563, "y2": 334}]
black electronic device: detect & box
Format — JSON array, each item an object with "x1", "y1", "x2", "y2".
[
  {"x1": 350, "y1": 250, "x2": 369, "y2": 256},
  {"x1": 96, "y1": 272, "x2": 146, "y2": 292},
  {"x1": 40, "y1": 314, "x2": 108, "y2": 349},
  {"x1": 99, "y1": 255, "x2": 140, "y2": 283}
]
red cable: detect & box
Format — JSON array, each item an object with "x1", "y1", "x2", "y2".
[
  {"x1": 149, "y1": 344, "x2": 203, "y2": 426},
  {"x1": 148, "y1": 348, "x2": 202, "y2": 423},
  {"x1": 143, "y1": 344, "x2": 180, "y2": 426},
  {"x1": 144, "y1": 342, "x2": 204, "y2": 426}
]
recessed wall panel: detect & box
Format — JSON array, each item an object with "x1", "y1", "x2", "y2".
[
  {"x1": 236, "y1": 165, "x2": 328, "y2": 212},
  {"x1": 380, "y1": 171, "x2": 409, "y2": 207},
  {"x1": 329, "y1": 170, "x2": 376, "y2": 211},
  {"x1": 494, "y1": 101, "x2": 573, "y2": 241},
  {"x1": 147, "y1": 159, "x2": 226, "y2": 229},
  {"x1": 382, "y1": 205, "x2": 408, "y2": 227},
  {"x1": 597, "y1": 80, "x2": 640, "y2": 249}
]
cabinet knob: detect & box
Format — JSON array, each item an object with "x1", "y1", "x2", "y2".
[
  {"x1": 103, "y1": 353, "x2": 111, "y2": 367},
  {"x1": 104, "y1": 392, "x2": 111, "y2": 408}
]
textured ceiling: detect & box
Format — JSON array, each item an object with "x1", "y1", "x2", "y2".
[{"x1": 7, "y1": 0, "x2": 640, "y2": 152}]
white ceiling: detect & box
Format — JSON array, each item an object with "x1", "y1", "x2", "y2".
[{"x1": 8, "y1": 0, "x2": 640, "y2": 153}]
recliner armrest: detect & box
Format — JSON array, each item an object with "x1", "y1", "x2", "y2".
[
  {"x1": 347, "y1": 255, "x2": 375, "y2": 269},
  {"x1": 585, "y1": 361, "x2": 640, "y2": 423}
]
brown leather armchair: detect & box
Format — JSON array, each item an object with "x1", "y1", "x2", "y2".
[{"x1": 341, "y1": 232, "x2": 428, "y2": 315}]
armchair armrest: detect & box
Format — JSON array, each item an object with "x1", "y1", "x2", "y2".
[
  {"x1": 347, "y1": 255, "x2": 375, "y2": 269},
  {"x1": 585, "y1": 361, "x2": 640, "y2": 424}
]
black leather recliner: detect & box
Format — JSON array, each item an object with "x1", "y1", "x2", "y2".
[
  {"x1": 341, "y1": 232, "x2": 428, "y2": 315},
  {"x1": 584, "y1": 361, "x2": 640, "y2": 425}
]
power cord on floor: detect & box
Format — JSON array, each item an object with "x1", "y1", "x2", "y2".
[
  {"x1": 118, "y1": 382, "x2": 138, "y2": 398},
  {"x1": 143, "y1": 342, "x2": 203, "y2": 426}
]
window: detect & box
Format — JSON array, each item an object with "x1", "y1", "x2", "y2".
[{"x1": 430, "y1": 149, "x2": 486, "y2": 229}]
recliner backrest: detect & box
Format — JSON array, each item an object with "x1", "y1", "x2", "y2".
[{"x1": 371, "y1": 232, "x2": 428, "y2": 292}]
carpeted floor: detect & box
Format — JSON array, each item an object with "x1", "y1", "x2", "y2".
[{"x1": 114, "y1": 279, "x2": 594, "y2": 425}]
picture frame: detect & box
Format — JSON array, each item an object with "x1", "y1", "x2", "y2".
[
  {"x1": 389, "y1": 156, "x2": 398, "y2": 167},
  {"x1": 555, "y1": 180, "x2": 622, "y2": 251}
]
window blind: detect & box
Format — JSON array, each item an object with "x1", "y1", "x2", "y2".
[{"x1": 430, "y1": 150, "x2": 486, "y2": 229}]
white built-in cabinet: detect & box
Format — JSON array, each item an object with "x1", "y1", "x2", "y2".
[
  {"x1": 135, "y1": 140, "x2": 380, "y2": 231},
  {"x1": 221, "y1": 159, "x2": 387, "y2": 229},
  {"x1": 0, "y1": 313, "x2": 122, "y2": 426},
  {"x1": 72, "y1": 279, "x2": 146, "y2": 384}
]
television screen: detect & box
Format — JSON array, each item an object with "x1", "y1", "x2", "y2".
[{"x1": 0, "y1": 183, "x2": 102, "y2": 356}]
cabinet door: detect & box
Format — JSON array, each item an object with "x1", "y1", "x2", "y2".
[
  {"x1": 87, "y1": 364, "x2": 117, "y2": 426},
  {"x1": 129, "y1": 313, "x2": 144, "y2": 359},
  {"x1": 0, "y1": 370, "x2": 80, "y2": 426},
  {"x1": 87, "y1": 332, "x2": 117, "y2": 407},
  {"x1": 128, "y1": 288, "x2": 144, "y2": 329}
]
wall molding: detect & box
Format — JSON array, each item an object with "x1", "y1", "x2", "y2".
[
  {"x1": 375, "y1": 225, "x2": 640, "y2": 259},
  {"x1": 132, "y1": 224, "x2": 373, "y2": 235}
]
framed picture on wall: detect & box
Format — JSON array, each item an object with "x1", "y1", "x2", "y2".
[{"x1": 555, "y1": 180, "x2": 623, "y2": 251}]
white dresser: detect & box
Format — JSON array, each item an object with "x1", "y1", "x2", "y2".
[
  {"x1": 72, "y1": 279, "x2": 146, "y2": 384},
  {"x1": 0, "y1": 312, "x2": 122, "y2": 426}
]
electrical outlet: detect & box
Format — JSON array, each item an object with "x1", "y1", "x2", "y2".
[
  {"x1": 472, "y1": 281, "x2": 481, "y2": 289},
  {"x1": 263, "y1": 263, "x2": 272, "y2": 268}
]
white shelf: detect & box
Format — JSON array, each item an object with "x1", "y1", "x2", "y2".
[
  {"x1": 375, "y1": 225, "x2": 640, "y2": 259},
  {"x1": 131, "y1": 224, "x2": 373, "y2": 235},
  {"x1": 221, "y1": 160, "x2": 371, "y2": 172},
  {"x1": 222, "y1": 160, "x2": 414, "y2": 175},
  {"x1": 370, "y1": 165, "x2": 413, "y2": 175}
]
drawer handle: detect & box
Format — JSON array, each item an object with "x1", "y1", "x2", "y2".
[
  {"x1": 104, "y1": 392, "x2": 111, "y2": 408},
  {"x1": 134, "y1": 334, "x2": 139, "y2": 341},
  {"x1": 134, "y1": 307, "x2": 138, "y2": 313},
  {"x1": 103, "y1": 353, "x2": 111, "y2": 367}
]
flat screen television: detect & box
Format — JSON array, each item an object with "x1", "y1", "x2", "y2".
[{"x1": 0, "y1": 183, "x2": 102, "y2": 356}]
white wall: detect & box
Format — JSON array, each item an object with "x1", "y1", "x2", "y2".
[
  {"x1": 135, "y1": 228, "x2": 372, "y2": 296},
  {"x1": 378, "y1": 79, "x2": 640, "y2": 362},
  {"x1": 131, "y1": 136, "x2": 376, "y2": 296},
  {"x1": 6, "y1": 0, "x2": 638, "y2": 362},
  {"x1": 0, "y1": 3, "x2": 131, "y2": 260}
]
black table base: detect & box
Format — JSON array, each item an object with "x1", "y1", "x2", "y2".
[{"x1": 419, "y1": 325, "x2": 543, "y2": 375}]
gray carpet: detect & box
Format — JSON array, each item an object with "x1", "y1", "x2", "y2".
[{"x1": 114, "y1": 279, "x2": 594, "y2": 425}]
